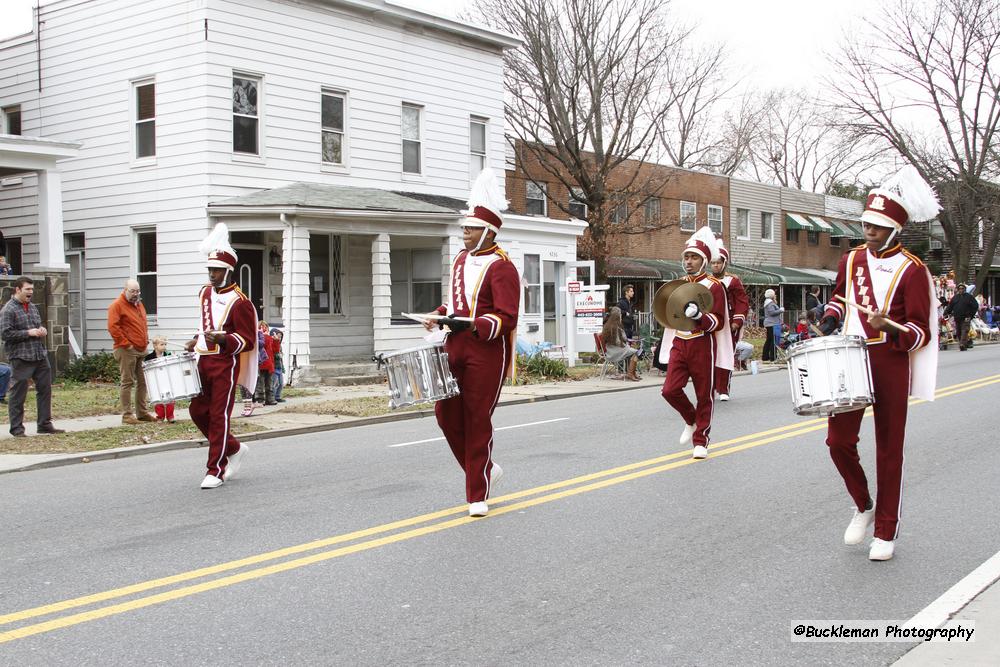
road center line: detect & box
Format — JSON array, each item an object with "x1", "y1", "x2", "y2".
[
  {"x1": 388, "y1": 417, "x2": 570, "y2": 447},
  {"x1": 1, "y1": 373, "x2": 996, "y2": 641}
]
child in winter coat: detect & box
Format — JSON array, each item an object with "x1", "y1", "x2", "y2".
[{"x1": 271, "y1": 328, "x2": 286, "y2": 402}]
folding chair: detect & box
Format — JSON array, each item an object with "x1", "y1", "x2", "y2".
[{"x1": 593, "y1": 333, "x2": 616, "y2": 379}]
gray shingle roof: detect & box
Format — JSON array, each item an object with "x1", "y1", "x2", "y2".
[{"x1": 209, "y1": 182, "x2": 461, "y2": 214}]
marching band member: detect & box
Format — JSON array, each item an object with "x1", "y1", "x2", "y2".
[
  {"x1": 424, "y1": 169, "x2": 520, "y2": 517},
  {"x1": 659, "y1": 227, "x2": 732, "y2": 459},
  {"x1": 710, "y1": 245, "x2": 749, "y2": 401},
  {"x1": 817, "y1": 166, "x2": 939, "y2": 561},
  {"x1": 185, "y1": 223, "x2": 258, "y2": 489}
]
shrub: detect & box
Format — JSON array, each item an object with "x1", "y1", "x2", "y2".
[
  {"x1": 62, "y1": 352, "x2": 121, "y2": 383},
  {"x1": 514, "y1": 352, "x2": 569, "y2": 383}
]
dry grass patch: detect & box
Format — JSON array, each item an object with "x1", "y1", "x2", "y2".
[
  {"x1": 0, "y1": 420, "x2": 265, "y2": 455},
  {"x1": 279, "y1": 395, "x2": 424, "y2": 418}
]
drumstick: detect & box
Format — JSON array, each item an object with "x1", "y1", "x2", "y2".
[
  {"x1": 834, "y1": 295, "x2": 909, "y2": 333},
  {"x1": 401, "y1": 312, "x2": 474, "y2": 323}
]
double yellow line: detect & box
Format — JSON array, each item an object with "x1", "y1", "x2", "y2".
[{"x1": 2, "y1": 372, "x2": 999, "y2": 644}]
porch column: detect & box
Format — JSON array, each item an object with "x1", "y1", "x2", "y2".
[
  {"x1": 372, "y1": 233, "x2": 392, "y2": 355},
  {"x1": 35, "y1": 168, "x2": 70, "y2": 270},
  {"x1": 282, "y1": 219, "x2": 313, "y2": 381}
]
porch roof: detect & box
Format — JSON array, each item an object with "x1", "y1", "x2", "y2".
[
  {"x1": 208, "y1": 182, "x2": 465, "y2": 215},
  {"x1": 607, "y1": 257, "x2": 685, "y2": 280}
]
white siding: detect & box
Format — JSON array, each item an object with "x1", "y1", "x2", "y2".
[
  {"x1": 0, "y1": 174, "x2": 40, "y2": 269},
  {"x1": 780, "y1": 187, "x2": 825, "y2": 215},
  {"x1": 729, "y1": 178, "x2": 782, "y2": 266},
  {"x1": 825, "y1": 194, "x2": 863, "y2": 220}
]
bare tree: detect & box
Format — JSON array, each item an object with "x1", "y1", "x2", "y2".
[
  {"x1": 743, "y1": 91, "x2": 884, "y2": 193},
  {"x1": 473, "y1": 0, "x2": 685, "y2": 279},
  {"x1": 830, "y1": 0, "x2": 1000, "y2": 289},
  {"x1": 656, "y1": 44, "x2": 760, "y2": 175}
]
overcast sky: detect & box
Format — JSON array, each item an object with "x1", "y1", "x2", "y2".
[{"x1": 1, "y1": 0, "x2": 874, "y2": 90}]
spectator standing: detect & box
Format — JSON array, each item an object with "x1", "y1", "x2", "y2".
[
  {"x1": 0, "y1": 361, "x2": 10, "y2": 403},
  {"x1": 943, "y1": 284, "x2": 979, "y2": 350},
  {"x1": 254, "y1": 321, "x2": 277, "y2": 406},
  {"x1": 271, "y1": 328, "x2": 286, "y2": 402},
  {"x1": 144, "y1": 336, "x2": 175, "y2": 422},
  {"x1": 0, "y1": 276, "x2": 65, "y2": 436},
  {"x1": 0, "y1": 255, "x2": 12, "y2": 276},
  {"x1": 806, "y1": 286, "x2": 823, "y2": 318},
  {"x1": 762, "y1": 289, "x2": 784, "y2": 361},
  {"x1": 107, "y1": 279, "x2": 154, "y2": 424},
  {"x1": 617, "y1": 284, "x2": 637, "y2": 339}
]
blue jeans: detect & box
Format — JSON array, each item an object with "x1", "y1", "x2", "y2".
[
  {"x1": 273, "y1": 370, "x2": 284, "y2": 400},
  {"x1": 0, "y1": 362, "x2": 10, "y2": 400},
  {"x1": 773, "y1": 324, "x2": 783, "y2": 348}
]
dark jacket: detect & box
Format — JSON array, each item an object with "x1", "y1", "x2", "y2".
[
  {"x1": 617, "y1": 296, "x2": 636, "y2": 335},
  {"x1": 0, "y1": 298, "x2": 47, "y2": 361},
  {"x1": 944, "y1": 291, "x2": 979, "y2": 319}
]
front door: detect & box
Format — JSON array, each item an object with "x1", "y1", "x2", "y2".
[{"x1": 235, "y1": 248, "x2": 265, "y2": 320}]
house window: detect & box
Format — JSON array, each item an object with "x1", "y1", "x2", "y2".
[
  {"x1": 390, "y1": 248, "x2": 442, "y2": 318},
  {"x1": 469, "y1": 117, "x2": 487, "y2": 182},
  {"x1": 523, "y1": 254, "x2": 541, "y2": 314},
  {"x1": 233, "y1": 75, "x2": 260, "y2": 155},
  {"x1": 807, "y1": 230, "x2": 819, "y2": 245},
  {"x1": 736, "y1": 208, "x2": 749, "y2": 238},
  {"x1": 680, "y1": 201, "x2": 697, "y2": 232},
  {"x1": 309, "y1": 233, "x2": 344, "y2": 315},
  {"x1": 611, "y1": 199, "x2": 628, "y2": 225},
  {"x1": 133, "y1": 81, "x2": 155, "y2": 159},
  {"x1": 829, "y1": 235, "x2": 842, "y2": 248},
  {"x1": 786, "y1": 228, "x2": 799, "y2": 243},
  {"x1": 526, "y1": 181, "x2": 546, "y2": 216},
  {"x1": 644, "y1": 197, "x2": 661, "y2": 224},
  {"x1": 708, "y1": 205, "x2": 723, "y2": 234},
  {"x1": 3, "y1": 237, "x2": 23, "y2": 274},
  {"x1": 402, "y1": 103, "x2": 422, "y2": 174},
  {"x1": 135, "y1": 230, "x2": 157, "y2": 315},
  {"x1": 568, "y1": 187, "x2": 587, "y2": 219},
  {"x1": 761, "y1": 212, "x2": 774, "y2": 241},
  {"x1": 321, "y1": 90, "x2": 346, "y2": 165},
  {"x1": 3, "y1": 105, "x2": 21, "y2": 135}
]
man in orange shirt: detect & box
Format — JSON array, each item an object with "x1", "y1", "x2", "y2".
[{"x1": 107, "y1": 279, "x2": 154, "y2": 424}]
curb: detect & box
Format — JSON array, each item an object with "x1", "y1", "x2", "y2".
[{"x1": 1, "y1": 365, "x2": 786, "y2": 475}]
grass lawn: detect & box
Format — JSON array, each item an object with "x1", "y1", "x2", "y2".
[
  {"x1": 0, "y1": 419, "x2": 266, "y2": 455},
  {"x1": 279, "y1": 395, "x2": 422, "y2": 418}
]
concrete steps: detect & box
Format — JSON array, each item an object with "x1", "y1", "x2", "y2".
[{"x1": 312, "y1": 358, "x2": 386, "y2": 386}]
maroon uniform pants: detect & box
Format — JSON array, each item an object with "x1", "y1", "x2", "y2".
[
  {"x1": 435, "y1": 331, "x2": 508, "y2": 503},
  {"x1": 661, "y1": 335, "x2": 717, "y2": 447},
  {"x1": 826, "y1": 345, "x2": 909, "y2": 540},
  {"x1": 190, "y1": 354, "x2": 243, "y2": 479}
]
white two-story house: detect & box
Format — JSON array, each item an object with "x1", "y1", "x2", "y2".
[{"x1": 0, "y1": 0, "x2": 586, "y2": 380}]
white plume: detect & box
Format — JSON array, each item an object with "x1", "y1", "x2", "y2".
[
  {"x1": 687, "y1": 225, "x2": 722, "y2": 261},
  {"x1": 199, "y1": 222, "x2": 234, "y2": 256},
  {"x1": 466, "y1": 168, "x2": 508, "y2": 216},
  {"x1": 878, "y1": 165, "x2": 941, "y2": 222}
]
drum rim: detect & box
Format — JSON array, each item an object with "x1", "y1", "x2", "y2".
[
  {"x1": 380, "y1": 342, "x2": 446, "y2": 358},
  {"x1": 787, "y1": 334, "x2": 867, "y2": 355}
]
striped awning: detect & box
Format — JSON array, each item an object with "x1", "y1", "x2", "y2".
[
  {"x1": 785, "y1": 213, "x2": 814, "y2": 230},
  {"x1": 808, "y1": 215, "x2": 835, "y2": 232}
]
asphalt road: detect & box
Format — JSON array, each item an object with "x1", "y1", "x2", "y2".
[{"x1": 1, "y1": 347, "x2": 998, "y2": 665}]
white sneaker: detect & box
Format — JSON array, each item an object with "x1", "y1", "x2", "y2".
[
  {"x1": 869, "y1": 538, "x2": 895, "y2": 561},
  {"x1": 223, "y1": 444, "x2": 248, "y2": 481},
  {"x1": 469, "y1": 501, "x2": 489, "y2": 517},
  {"x1": 200, "y1": 474, "x2": 223, "y2": 489},
  {"x1": 692, "y1": 445, "x2": 708, "y2": 459},
  {"x1": 489, "y1": 462, "x2": 504, "y2": 495},
  {"x1": 719, "y1": 393, "x2": 730, "y2": 402},
  {"x1": 843, "y1": 507, "x2": 874, "y2": 545},
  {"x1": 679, "y1": 423, "x2": 696, "y2": 447}
]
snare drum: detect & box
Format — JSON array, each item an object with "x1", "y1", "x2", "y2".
[
  {"x1": 143, "y1": 352, "x2": 202, "y2": 405},
  {"x1": 786, "y1": 335, "x2": 874, "y2": 416},
  {"x1": 375, "y1": 343, "x2": 460, "y2": 410}
]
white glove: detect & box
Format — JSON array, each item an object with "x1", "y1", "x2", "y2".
[{"x1": 684, "y1": 302, "x2": 701, "y2": 319}]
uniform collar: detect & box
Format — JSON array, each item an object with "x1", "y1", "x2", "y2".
[
  {"x1": 470, "y1": 244, "x2": 499, "y2": 257},
  {"x1": 687, "y1": 272, "x2": 707, "y2": 282},
  {"x1": 868, "y1": 243, "x2": 903, "y2": 259},
  {"x1": 215, "y1": 282, "x2": 238, "y2": 294}
]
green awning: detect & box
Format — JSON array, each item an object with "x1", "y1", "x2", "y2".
[
  {"x1": 756, "y1": 265, "x2": 834, "y2": 285},
  {"x1": 824, "y1": 219, "x2": 852, "y2": 238},
  {"x1": 607, "y1": 257, "x2": 686, "y2": 280},
  {"x1": 808, "y1": 215, "x2": 835, "y2": 232},
  {"x1": 726, "y1": 262, "x2": 783, "y2": 286},
  {"x1": 785, "y1": 213, "x2": 814, "y2": 230}
]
